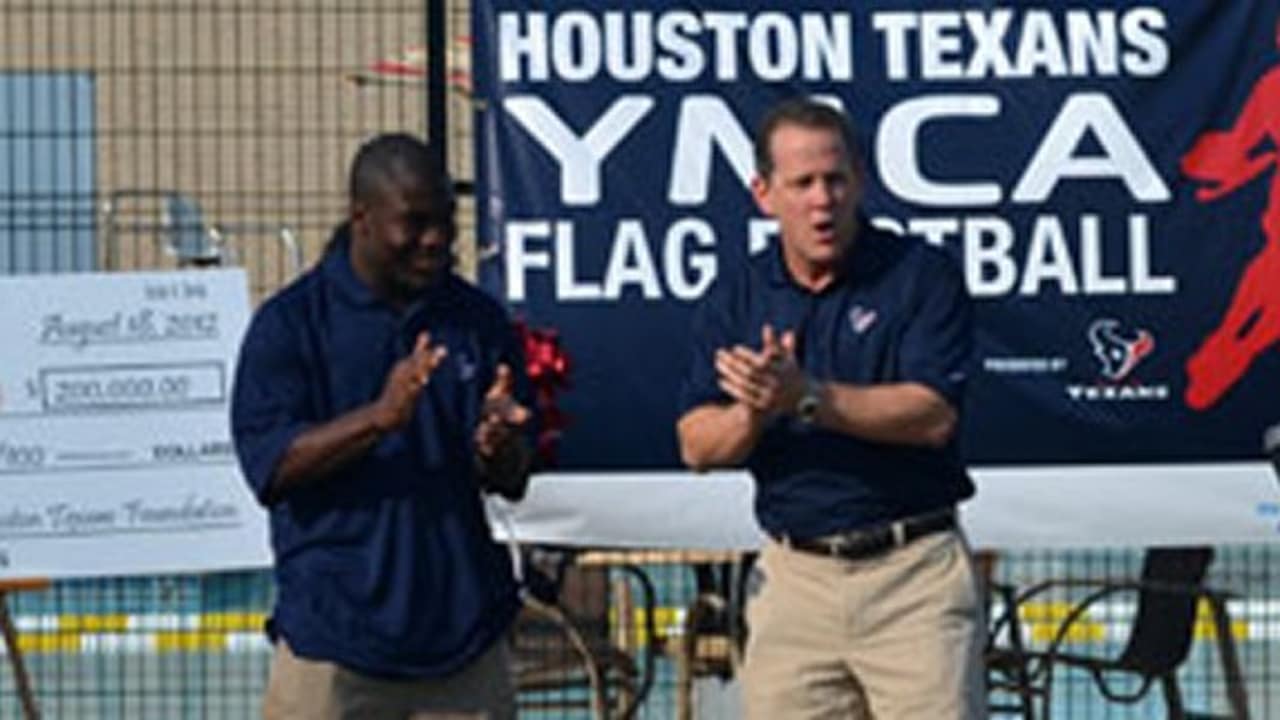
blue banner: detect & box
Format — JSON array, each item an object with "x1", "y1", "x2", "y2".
[{"x1": 475, "y1": 2, "x2": 1280, "y2": 471}]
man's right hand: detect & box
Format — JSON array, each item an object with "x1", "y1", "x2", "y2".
[
  {"x1": 679, "y1": 325, "x2": 796, "y2": 471},
  {"x1": 265, "y1": 332, "x2": 447, "y2": 502},
  {"x1": 716, "y1": 324, "x2": 803, "y2": 417},
  {"x1": 372, "y1": 332, "x2": 448, "y2": 432}
]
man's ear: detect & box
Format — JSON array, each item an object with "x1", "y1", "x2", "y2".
[
  {"x1": 750, "y1": 175, "x2": 773, "y2": 216},
  {"x1": 349, "y1": 200, "x2": 369, "y2": 235}
]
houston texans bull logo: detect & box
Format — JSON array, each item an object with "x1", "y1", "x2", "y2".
[{"x1": 1088, "y1": 318, "x2": 1155, "y2": 381}]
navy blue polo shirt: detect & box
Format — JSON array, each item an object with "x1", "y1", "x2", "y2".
[
  {"x1": 231, "y1": 227, "x2": 524, "y2": 678},
  {"x1": 679, "y1": 219, "x2": 975, "y2": 539}
]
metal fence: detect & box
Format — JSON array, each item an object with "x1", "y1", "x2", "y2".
[
  {"x1": 0, "y1": 2, "x2": 1276, "y2": 718},
  {"x1": 0, "y1": 0, "x2": 475, "y2": 289},
  {"x1": 1, "y1": 546, "x2": 1278, "y2": 718}
]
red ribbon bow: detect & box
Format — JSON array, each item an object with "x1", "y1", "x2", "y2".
[{"x1": 513, "y1": 319, "x2": 571, "y2": 466}]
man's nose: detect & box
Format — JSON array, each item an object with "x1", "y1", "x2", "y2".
[
  {"x1": 418, "y1": 226, "x2": 447, "y2": 247},
  {"x1": 809, "y1": 180, "x2": 835, "y2": 207}
]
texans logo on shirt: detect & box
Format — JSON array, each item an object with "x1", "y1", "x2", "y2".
[
  {"x1": 455, "y1": 353, "x2": 477, "y2": 382},
  {"x1": 848, "y1": 305, "x2": 878, "y2": 334}
]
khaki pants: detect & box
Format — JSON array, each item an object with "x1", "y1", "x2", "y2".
[
  {"x1": 742, "y1": 530, "x2": 986, "y2": 720},
  {"x1": 262, "y1": 638, "x2": 516, "y2": 720}
]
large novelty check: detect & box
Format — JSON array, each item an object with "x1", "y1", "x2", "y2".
[{"x1": 0, "y1": 269, "x2": 269, "y2": 579}]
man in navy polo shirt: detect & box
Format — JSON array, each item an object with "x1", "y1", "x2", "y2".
[
  {"x1": 677, "y1": 99, "x2": 984, "y2": 718},
  {"x1": 232, "y1": 133, "x2": 532, "y2": 719}
]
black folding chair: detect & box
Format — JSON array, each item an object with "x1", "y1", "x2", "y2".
[{"x1": 986, "y1": 546, "x2": 1250, "y2": 719}]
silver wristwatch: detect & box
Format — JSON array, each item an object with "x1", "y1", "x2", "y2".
[{"x1": 796, "y1": 377, "x2": 821, "y2": 426}]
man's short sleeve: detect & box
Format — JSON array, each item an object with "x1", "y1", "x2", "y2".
[
  {"x1": 677, "y1": 278, "x2": 735, "y2": 415},
  {"x1": 898, "y1": 249, "x2": 974, "y2": 408},
  {"x1": 230, "y1": 304, "x2": 313, "y2": 505}
]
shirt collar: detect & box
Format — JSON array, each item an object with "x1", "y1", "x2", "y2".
[{"x1": 322, "y1": 223, "x2": 380, "y2": 308}]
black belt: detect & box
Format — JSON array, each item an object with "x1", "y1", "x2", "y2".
[{"x1": 776, "y1": 508, "x2": 956, "y2": 561}]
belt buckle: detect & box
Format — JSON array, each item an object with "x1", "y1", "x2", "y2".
[
  {"x1": 825, "y1": 535, "x2": 853, "y2": 557},
  {"x1": 890, "y1": 520, "x2": 907, "y2": 547},
  {"x1": 832, "y1": 529, "x2": 876, "y2": 559}
]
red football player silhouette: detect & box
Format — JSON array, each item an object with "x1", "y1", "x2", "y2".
[{"x1": 1180, "y1": 23, "x2": 1280, "y2": 410}]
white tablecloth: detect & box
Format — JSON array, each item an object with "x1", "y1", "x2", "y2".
[{"x1": 490, "y1": 463, "x2": 1280, "y2": 549}]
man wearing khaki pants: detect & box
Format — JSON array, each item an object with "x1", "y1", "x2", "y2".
[
  {"x1": 233, "y1": 134, "x2": 533, "y2": 719},
  {"x1": 677, "y1": 98, "x2": 985, "y2": 719}
]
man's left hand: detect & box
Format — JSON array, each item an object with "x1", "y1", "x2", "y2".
[{"x1": 474, "y1": 364, "x2": 533, "y2": 498}]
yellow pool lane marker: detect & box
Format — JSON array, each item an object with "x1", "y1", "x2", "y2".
[{"x1": 0, "y1": 600, "x2": 1269, "y2": 655}]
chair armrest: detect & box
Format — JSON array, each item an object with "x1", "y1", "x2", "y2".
[
  {"x1": 517, "y1": 595, "x2": 608, "y2": 715},
  {"x1": 1013, "y1": 578, "x2": 1236, "y2": 606},
  {"x1": 1019, "y1": 578, "x2": 1233, "y2": 683},
  {"x1": 608, "y1": 562, "x2": 658, "y2": 719},
  {"x1": 994, "y1": 577, "x2": 1235, "y2": 643},
  {"x1": 987, "y1": 577, "x2": 1119, "y2": 646}
]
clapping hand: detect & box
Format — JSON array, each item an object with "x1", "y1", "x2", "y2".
[
  {"x1": 474, "y1": 364, "x2": 534, "y2": 498},
  {"x1": 475, "y1": 364, "x2": 533, "y2": 458},
  {"x1": 715, "y1": 324, "x2": 806, "y2": 416},
  {"x1": 373, "y1": 332, "x2": 448, "y2": 432}
]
